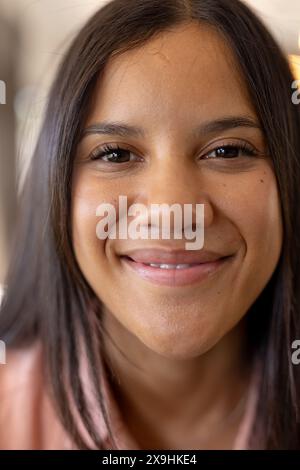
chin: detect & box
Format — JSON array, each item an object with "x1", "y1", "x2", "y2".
[{"x1": 136, "y1": 327, "x2": 220, "y2": 360}]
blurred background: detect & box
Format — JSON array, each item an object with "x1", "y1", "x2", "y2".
[{"x1": 0, "y1": 0, "x2": 300, "y2": 302}]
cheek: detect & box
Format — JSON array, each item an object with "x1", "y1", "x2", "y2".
[
  {"x1": 71, "y1": 171, "x2": 116, "y2": 283},
  {"x1": 231, "y1": 171, "x2": 282, "y2": 259},
  {"x1": 217, "y1": 166, "x2": 283, "y2": 305},
  {"x1": 72, "y1": 178, "x2": 100, "y2": 260}
]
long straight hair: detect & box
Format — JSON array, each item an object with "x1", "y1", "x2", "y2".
[{"x1": 1, "y1": 0, "x2": 300, "y2": 449}]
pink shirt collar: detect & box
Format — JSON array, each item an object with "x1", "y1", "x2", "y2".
[{"x1": 0, "y1": 342, "x2": 260, "y2": 449}]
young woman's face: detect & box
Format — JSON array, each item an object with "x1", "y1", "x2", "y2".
[{"x1": 72, "y1": 23, "x2": 283, "y2": 359}]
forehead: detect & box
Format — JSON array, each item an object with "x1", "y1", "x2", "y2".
[{"x1": 87, "y1": 22, "x2": 256, "y2": 130}]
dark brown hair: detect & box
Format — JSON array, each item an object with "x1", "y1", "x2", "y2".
[{"x1": 1, "y1": 0, "x2": 300, "y2": 449}]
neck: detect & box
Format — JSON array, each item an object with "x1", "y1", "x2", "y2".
[{"x1": 101, "y1": 310, "x2": 252, "y2": 449}]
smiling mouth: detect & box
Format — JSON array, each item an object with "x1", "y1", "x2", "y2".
[{"x1": 120, "y1": 254, "x2": 234, "y2": 287}]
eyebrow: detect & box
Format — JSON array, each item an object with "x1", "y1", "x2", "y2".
[{"x1": 81, "y1": 116, "x2": 261, "y2": 140}]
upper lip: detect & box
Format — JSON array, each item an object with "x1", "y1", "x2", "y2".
[{"x1": 119, "y1": 248, "x2": 232, "y2": 265}]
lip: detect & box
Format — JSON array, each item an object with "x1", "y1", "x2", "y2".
[{"x1": 119, "y1": 248, "x2": 234, "y2": 287}]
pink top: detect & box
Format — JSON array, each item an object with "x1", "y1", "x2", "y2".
[{"x1": 0, "y1": 342, "x2": 260, "y2": 450}]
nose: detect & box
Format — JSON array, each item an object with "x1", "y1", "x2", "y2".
[{"x1": 137, "y1": 153, "x2": 214, "y2": 232}]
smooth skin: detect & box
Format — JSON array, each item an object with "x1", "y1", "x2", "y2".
[{"x1": 72, "y1": 22, "x2": 283, "y2": 449}]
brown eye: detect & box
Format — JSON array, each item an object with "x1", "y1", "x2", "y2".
[
  {"x1": 204, "y1": 144, "x2": 258, "y2": 160},
  {"x1": 90, "y1": 144, "x2": 135, "y2": 163}
]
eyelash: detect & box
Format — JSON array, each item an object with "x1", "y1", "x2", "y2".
[
  {"x1": 90, "y1": 144, "x2": 137, "y2": 163},
  {"x1": 203, "y1": 141, "x2": 259, "y2": 159},
  {"x1": 89, "y1": 141, "x2": 259, "y2": 164}
]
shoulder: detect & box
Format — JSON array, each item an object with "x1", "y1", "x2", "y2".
[{"x1": 0, "y1": 341, "x2": 74, "y2": 449}]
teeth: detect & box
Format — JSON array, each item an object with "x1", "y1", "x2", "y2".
[{"x1": 148, "y1": 263, "x2": 192, "y2": 270}]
